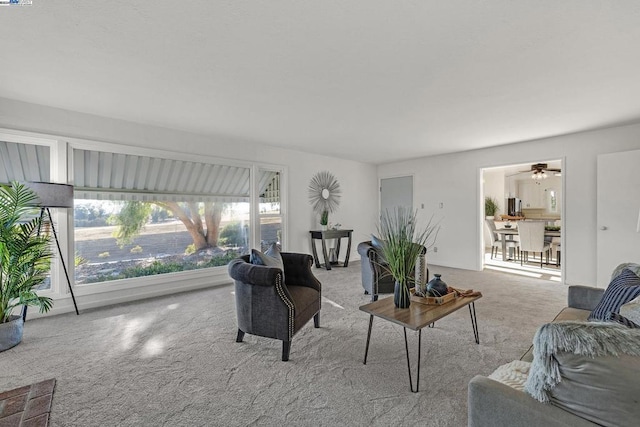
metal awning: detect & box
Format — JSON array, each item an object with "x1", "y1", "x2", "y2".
[
  {"x1": 0, "y1": 140, "x2": 50, "y2": 183},
  {"x1": 1, "y1": 142, "x2": 280, "y2": 203},
  {"x1": 73, "y1": 148, "x2": 278, "y2": 203}
]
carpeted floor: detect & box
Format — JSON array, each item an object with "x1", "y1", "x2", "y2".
[{"x1": 0, "y1": 262, "x2": 568, "y2": 426}]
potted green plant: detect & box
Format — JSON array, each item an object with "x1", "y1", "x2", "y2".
[
  {"x1": 377, "y1": 207, "x2": 440, "y2": 308},
  {"x1": 485, "y1": 196, "x2": 499, "y2": 219},
  {"x1": 320, "y1": 210, "x2": 329, "y2": 230},
  {"x1": 0, "y1": 181, "x2": 54, "y2": 352}
]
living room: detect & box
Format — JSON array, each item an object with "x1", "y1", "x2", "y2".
[{"x1": 1, "y1": 2, "x2": 640, "y2": 426}]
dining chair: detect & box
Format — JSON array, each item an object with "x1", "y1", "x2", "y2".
[
  {"x1": 485, "y1": 219, "x2": 519, "y2": 260},
  {"x1": 517, "y1": 221, "x2": 551, "y2": 268}
]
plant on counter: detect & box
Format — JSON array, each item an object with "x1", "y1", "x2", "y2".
[{"x1": 485, "y1": 196, "x2": 499, "y2": 217}]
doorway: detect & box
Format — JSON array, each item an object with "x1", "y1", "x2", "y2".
[
  {"x1": 481, "y1": 160, "x2": 564, "y2": 282},
  {"x1": 597, "y1": 149, "x2": 640, "y2": 285},
  {"x1": 380, "y1": 175, "x2": 413, "y2": 215}
]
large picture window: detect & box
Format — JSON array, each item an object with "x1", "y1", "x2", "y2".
[
  {"x1": 0, "y1": 133, "x2": 287, "y2": 313},
  {"x1": 72, "y1": 148, "x2": 253, "y2": 285}
]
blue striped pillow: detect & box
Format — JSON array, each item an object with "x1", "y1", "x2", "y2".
[{"x1": 589, "y1": 269, "x2": 640, "y2": 321}]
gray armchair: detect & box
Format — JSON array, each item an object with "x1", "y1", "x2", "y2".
[
  {"x1": 228, "y1": 252, "x2": 321, "y2": 361},
  {"x1": 357, "y1": 241, "x2": 427, "y2": 301}
]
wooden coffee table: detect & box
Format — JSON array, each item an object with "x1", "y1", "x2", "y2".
[{"x1": 360, "y1": 293, "x2": 481, "y2": 392}]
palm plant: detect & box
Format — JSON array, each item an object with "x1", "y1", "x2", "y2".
[
  {"x1": 0, "y1": 181, "x2": 54, "y2": 323},
  {"x1": 485, "y1": 196, "x2": 499, "y2": 217},
  {"x1": 377, "y1": 207, "x2": 440, "y2": 308}
]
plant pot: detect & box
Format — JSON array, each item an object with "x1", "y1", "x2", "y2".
[
  {"x1": 0, "y1": 315, "x2": 24, "y2": 352},
  {"x1": 394, "y1": 281, "x2": 411, "y2": 308}
]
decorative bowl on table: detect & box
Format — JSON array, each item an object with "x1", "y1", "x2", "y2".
[{"x1": 504, "y1": 224, "x2": 512, "y2": 229}]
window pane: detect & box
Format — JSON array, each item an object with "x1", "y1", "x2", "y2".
[
  {"x1": 259, "y1": 171, "x2": 280, "y2": 214},
  {"x1": 0, "y1": 140, "x2": 50, "y2": 183},
  {"x1": 259, "y1": 169, "x2": 282, "y2": 251},
  {"x1": 1, "y1": 140, "x2": 52, "y2": 290},
  {"x1": 260, "y1": 217, "x2": 281, "y2": 252},
  {"x1": 74, "y1": 200, "x2": 250, "y2": 285}
]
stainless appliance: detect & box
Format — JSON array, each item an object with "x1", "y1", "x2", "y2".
[{"x1": 507, "y1": 197, "x2": 522, "y2": 216}]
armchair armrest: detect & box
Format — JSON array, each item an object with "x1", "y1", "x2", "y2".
[
  {"x1": 567, "y1": 285, "x2": 604, "y2": 311},
  {"x1": 357, "y1": 241, "x2": 374, "y2": 258},
  {"x1": 228, "y1": 257, "x2": 280, "y2": 287}
]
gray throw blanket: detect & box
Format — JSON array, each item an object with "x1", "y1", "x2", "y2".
[{"x1": 524, "y1": 321, "x2": 640, "y2": 402}]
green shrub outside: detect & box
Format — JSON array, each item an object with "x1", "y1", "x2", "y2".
[{"x1": 83, "y1": 251, "x2": 239, "y2": 284}]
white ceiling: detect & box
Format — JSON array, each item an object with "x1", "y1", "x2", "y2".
[{"x1": 1, "y1": 1, "x2": 640, "y2": 164}]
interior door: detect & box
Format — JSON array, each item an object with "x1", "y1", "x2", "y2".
[
  {"x1": 380, "y1": 176, "x2": 413, "y2": 216},
  {"x1": 597, "y1": 149, "x2": 640, "y2": 286}
]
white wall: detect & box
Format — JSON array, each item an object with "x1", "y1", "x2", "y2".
[
  {"x1": 483, "y1": 168, "x2": 505, "y2": 217},
  {"x1": 482, "y1": 168, "x2": 505, "y2": 247},
  {"x1": 0, "y1": 97, "x2": 378, "y2": 315},
  {"x1": 378, "y1": 123, "x2": 640, "y2": 287}
]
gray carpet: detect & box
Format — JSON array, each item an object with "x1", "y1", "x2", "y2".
[{"x1": 0, "y1": 262, "x2": 568, "y2": 426}]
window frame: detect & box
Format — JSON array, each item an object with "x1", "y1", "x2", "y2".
[
  {"x1": 66, "y1": 138, "x2": 287, "y2": 291},
  {"x1": 0, "y1": 128, "x2": 288, "y2": 316}
]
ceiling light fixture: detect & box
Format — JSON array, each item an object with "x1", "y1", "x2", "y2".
[{"x1": 531, "y1": 170, "x2": 547, "y2": 180}]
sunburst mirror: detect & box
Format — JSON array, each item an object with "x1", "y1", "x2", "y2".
[{"x1": 308, "y1": 171, "x2": 341, "y2": 214}]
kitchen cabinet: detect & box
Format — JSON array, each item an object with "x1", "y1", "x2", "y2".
[{"x1": 518, "y1": 181, "x2": 545, "y2": 209}]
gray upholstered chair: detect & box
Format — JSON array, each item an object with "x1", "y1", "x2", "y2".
[
  {"x1": 517, "y1": 221, "x2": 551, "y2": 268},
  {"x1": 357, "y1": 240, "x2": 427, "y2": 301},
  {"x1": 485, "y1": 219, "x2": 519, "y2": 260},
  {"x1": 228, "y1": 252, "x2": 321, "y2": 361}
]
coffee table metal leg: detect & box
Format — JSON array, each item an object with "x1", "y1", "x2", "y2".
[
  {"x1": 468, "y1": 302, "x2": 480, "y2": 344},
  {"x1": 404, "y1": 328, "x2": 422, "y2": 393},
  {"x1": 363, "y1": 315, "x2": 374, "y2": 364}
]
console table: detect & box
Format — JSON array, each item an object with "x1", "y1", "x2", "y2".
[{"x1": 309, "y1": 229, "x2": 353, "y2": 270}]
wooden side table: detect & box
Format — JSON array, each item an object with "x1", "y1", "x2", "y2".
[{"x1": 309, "y1": 229, "x2": 353, "y2": 270}]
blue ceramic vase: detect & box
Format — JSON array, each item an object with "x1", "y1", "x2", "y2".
[
  {"x1": 426, "y1": 274, "x2": 448, "y2": 297},
  {"x1": 394, "y1": 281, "x2": 411, "y2": 308}
]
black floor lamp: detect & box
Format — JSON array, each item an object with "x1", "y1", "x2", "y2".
[{"x1": 26, "y1": 182, "x2": 79, "y2": 318}]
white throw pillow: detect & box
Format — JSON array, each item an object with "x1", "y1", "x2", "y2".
[{"x1": 488, "y1": 360, "x2": 531, "y2": 392}]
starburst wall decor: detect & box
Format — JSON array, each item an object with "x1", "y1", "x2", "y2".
[{"x1": 308, "y1": 171, "x2": 341, "y2": 215}]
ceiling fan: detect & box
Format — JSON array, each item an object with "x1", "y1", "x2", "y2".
[{"x1": 521, "y1": 163, "x2": 561, "y2": 180}]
